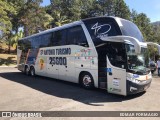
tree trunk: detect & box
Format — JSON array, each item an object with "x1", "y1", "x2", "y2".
[
  {"x1": 24, "y1": 25, "x2": 29, "y2": 37},
  {"x1": 8, "y1": 32, "x2": 12, "y2": 54},
  {"x1": 8, "y1": 40, "x2": 10, "y2": 54}
]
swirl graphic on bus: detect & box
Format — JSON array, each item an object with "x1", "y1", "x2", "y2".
[{"x1": 91, "y1": 22, "x2": 111, "y2": 38}]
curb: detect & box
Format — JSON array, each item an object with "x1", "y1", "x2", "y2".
[{"x1": 0, "y1": 65, "x2": 17, "y2": 68}]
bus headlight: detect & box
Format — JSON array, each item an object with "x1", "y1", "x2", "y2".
[
  {"x1": 127, "y1": 77, "x2": 142, "y2": 84},
  {"x1": 132, "y1": 79, "x2": 141, "y2": 84}
]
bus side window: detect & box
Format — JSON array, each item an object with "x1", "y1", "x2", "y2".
[
  {"x1": 52, "y1": 30, "x2": 67, "y2": 46},
  {"x1": 67, "y1": 26, "x2": 89, "y2": 47},
  {"x1": 18, "y1": 41, "x2": 23, "y2": 50},
  {"x1": 106, "y1": 42, "x2": 127, "y2": 69},
  {"x1": 33, "y1": 37, "x2": 40, "y2": 49},
  {"x1": 40, "y1": 33, "x2": 52, "y2": 47},
  {"x1": 25, "y1": 39, "x2": 31, "y2": 50},
  {"x1": 30, "y1": 37, "x2": 41, "y2": 49}
]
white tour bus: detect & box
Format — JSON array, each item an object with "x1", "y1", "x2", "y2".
[{"x1": 17, "y1": 16, "x2": 160, "y2": 96}]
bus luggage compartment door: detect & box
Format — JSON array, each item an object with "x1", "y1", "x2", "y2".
[{"x1": 106, "y1": 57, "x2": 127, "y2": 96}]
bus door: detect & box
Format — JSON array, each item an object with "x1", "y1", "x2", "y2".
[
  {"x1": 106, "y1": 57, "x2": 126, "y2": 95},
  {"x1": 106, "y1": 42, "x2": 127, "y2": 96}
]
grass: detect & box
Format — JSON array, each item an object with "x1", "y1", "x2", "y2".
[{"x1": 0, "y1": 54, "x2": 17, "y2": 66}]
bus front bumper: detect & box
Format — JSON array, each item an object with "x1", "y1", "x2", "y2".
[{"x1": 127, "y1": 79, "x2": 152, "y2": 95}]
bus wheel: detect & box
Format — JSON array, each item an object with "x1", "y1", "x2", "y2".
[
  {"x1": 80, "y1": 73, "x2": 94, "y2": 89},
  {"x1": 25, "y1": 66, "x2": 30, "y2": 75},
  {"x1": 30, "y1": 67, "x2": 35, "y2": 77}
]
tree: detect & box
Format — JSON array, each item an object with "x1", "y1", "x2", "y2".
[
  {"x1": 96, "y1": 0, "x2": 131, "y2": 19},
  {"x1": 98, "y1": 0, "x2": 115, "y2": 16},
  {"x1": 18, "y1": 0, "x2": 51, "y2": 36},
  {"x1": 114, "y1": 0, "x2": 131, "y2": 20},
  {"x1": 69, "y1": 0, "x2": 96, "y2": 20},
  {"x1": 0, "y1": 0, "x2": 17, "y2": 53},
  {"x1": 43, "y1": 13, "x2": 54, "y2": 29},
  {"x1": 130, "y1": 10, "x2": 160, "y2": 60},
  {"x1": 132, "y1": 13, "x2": 152, "y2": 41},
  {"x1": 8, "y1": 0, "x2": 26, "y2": 33},
  {"x1": 11, "y1": 30, "x2": 23, "y2": 49},
  {"x1": 49, "y1": 0, "x2": 96, "y2": 23},
  {"x1": 0, "y1": 0, "x2": 16, "y2": 38},
  {"x1": 150, "y1": 25, "x2": 160, "y2": 60},
  {"x1": 53, "y1": 11, "x2": 70, "y2": 27}
]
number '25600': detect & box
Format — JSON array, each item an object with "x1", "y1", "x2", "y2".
[{"x1": 49, "y1": 57, "x2": 67, "y2": 65}]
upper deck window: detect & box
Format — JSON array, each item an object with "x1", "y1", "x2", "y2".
[
  {"x1": 119, "y1": 19, "x2": 144, "y2": 42},
  {"x1": 67, "y1": 25, "x2": 88, "y2": 47}
]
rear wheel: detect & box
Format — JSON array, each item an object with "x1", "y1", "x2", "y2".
[
  {"x1": 25, "y1": 66, "x2": 30, "y2": 75},
  {"x1": 80, "y1": 72, "x2": 94, "y2": 89},
  {"x1": 30, "y1": 67, "x2": 35, "y2": 77}
]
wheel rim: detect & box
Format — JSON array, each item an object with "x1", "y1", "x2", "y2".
[
  {"x1": 26, "y1": 67, "x2": 29, "y2": 75},
  {"x1": 82, "y1": 75, "x2": 92, "y2": 87},
  {"x1": 31, "y1": 68, "x2": 34, "y2": 76}
]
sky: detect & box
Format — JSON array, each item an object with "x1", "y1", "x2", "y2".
[
  {"x1": 125, "y1": 0, "x2": 160, "y2": 22},
  {"x1": 41, "y1": 0, "x2": 160, "y2": 22}
]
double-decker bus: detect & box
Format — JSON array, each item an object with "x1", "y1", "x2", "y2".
[{"x1": 17, "y1": 16, "x2": 160, "y2": 96}]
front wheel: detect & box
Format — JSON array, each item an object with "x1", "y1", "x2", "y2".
[
  {"x1": 151, "y1": 70, "x2": 155, "y2": 74},
  {"x1": 80, "y1": 73, "x2": 94, "y2": 89}
]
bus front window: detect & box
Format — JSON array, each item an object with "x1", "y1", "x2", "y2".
[{"x1": 126, "y1": 44, "x2": 150, "y2": 75}]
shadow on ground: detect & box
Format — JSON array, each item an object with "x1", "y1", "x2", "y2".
[{"x1": 0, "y1": 71, "x2": 145, "y2": 106}]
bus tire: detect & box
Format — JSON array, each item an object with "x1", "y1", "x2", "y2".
[
  {"x1": 25, "y1": 66, "x2": 30, "y2": 75},
  {"x1": 30, "y1": 66, "x2": 35, "y2": 77},
  {"x1": 80, "y1": 72, "x2": 94, "y2": 89}
]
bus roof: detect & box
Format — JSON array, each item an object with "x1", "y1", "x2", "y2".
[
  {"x1": 19, "y1": 16, "x2": 124, "y2": 41},
  {"x1": 19, "y1": 21, "x2": 82, "y2": 40}
]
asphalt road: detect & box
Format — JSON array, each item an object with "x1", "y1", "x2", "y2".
[{"x1": 0, "y1": 67, "x2": 160, "y2": 120}]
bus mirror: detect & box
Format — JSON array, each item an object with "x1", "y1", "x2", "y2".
[
  {"x1": 101, "y1": 36, "x2": 141, "y2": 54},
  {"x1": 126, "y1": 45, "x2": 130, "y2": 52}
]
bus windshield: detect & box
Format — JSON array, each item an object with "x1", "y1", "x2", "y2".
[
  {"x1": 120, "y1": 19, "x2": 144, "y2": 42},
  {"x1": 126, "y1": 44, "x2": 150, "y2": 75}
]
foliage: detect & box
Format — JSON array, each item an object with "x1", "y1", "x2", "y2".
[
  {"x1": 11, "y1": 30, "x2": 23, "y2": 49},
  {"x1": 43, "y1": 13, "x2": 54, "y2": 29},
  {"x1": 0, "y1": 0, "x2": 16, "y2": 37},
  {"x1": 8, "y1": 0, "x2": 26, "y2": 33},
  {"x1": 130, "y1": 10, "x2": 160, "y2": 59},
  {"x1": 131, "y1": 12, "x2": 152, "y2": 41},
  {"x1": 97, "y1": 0, "x2": 130, "y2": 19},
  {"x1": 18, "y1": 0, "x2": 50, "y2": 36},
  {"x1": 54, "y1": 11, "x2": 70, "y2": 27}
]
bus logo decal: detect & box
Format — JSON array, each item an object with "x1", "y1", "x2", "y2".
[
  {"x1": 133, "y1": 74, "x2": 139, "y2": 78},
  {"x1": 91, "y1": 22, "x2": 111, "y2": 38},
  {"x1": 39, "y1": 58, "x2": 45, "y2": 70}
]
